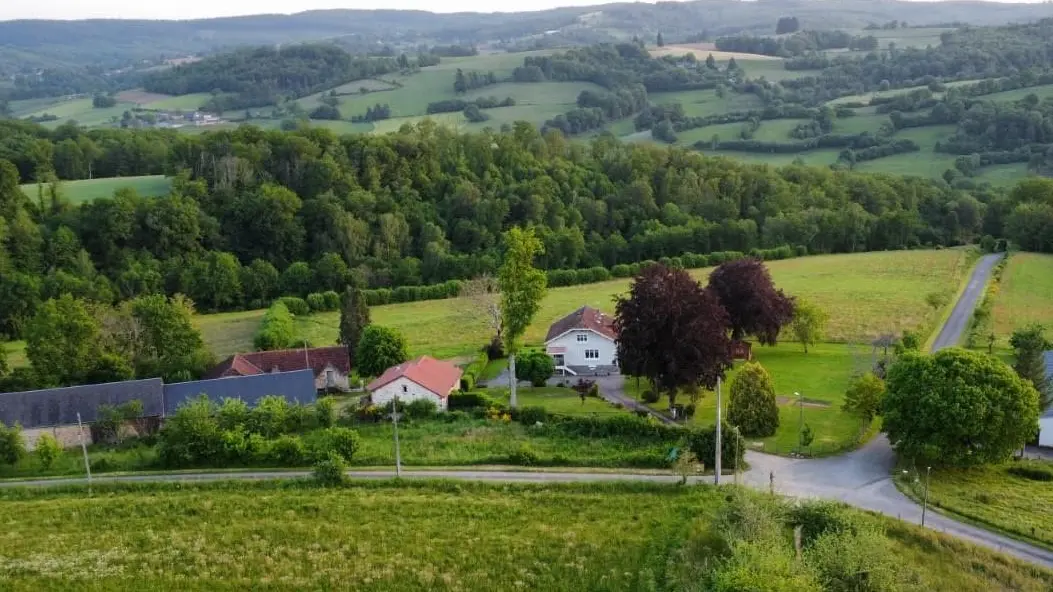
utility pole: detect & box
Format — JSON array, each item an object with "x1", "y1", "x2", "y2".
[
  {"x1": 76, "y1": 413, "x2": 92, "y2": 496},
  {"x1": 796, "y1": 391, "x2": 803, "y2": 455},
  {"x1": 921, "y1": 466, "x2": 931, "y2": 527},
  {"x1": 390, "y1": 396, "x2": 402, "y2": 477},
  {"x1": 714, "y1": 377, "x2": 722, "y2": 485}
]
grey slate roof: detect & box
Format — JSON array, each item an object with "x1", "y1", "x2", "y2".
[
  {"x1": 0, "y1": 378, "x2": 164, "y2": 429},
  {"x1": 1043, "y1": 351, "x2": 1053, "y2": 419},
  {"x1": 162, "y1": 370, "x2": 317, "y2": 415}
]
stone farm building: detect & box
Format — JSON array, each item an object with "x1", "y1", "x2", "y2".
[{"x1": 206, "y1": 345, "x2": 351, "y2": 392}]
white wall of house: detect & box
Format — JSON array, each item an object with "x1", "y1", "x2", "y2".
[
  {"x1": 1040, "y1": 417, "x2": 1053, "y2": 448},
  {"x1": 545, "y1": 329, "x2": 618, "y2": 368},
  {"x1": 370, "y1": 377, "x2": 448, "y2": 411}
]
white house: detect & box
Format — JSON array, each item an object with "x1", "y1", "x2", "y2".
[
  {"x1": 544, "y1": 306, "x2": 619, "y2": 376},
  {"x1": 1039, "y1": 351, "x2": 1053, "y2": 448},
  {"x1": 367, "y1": 356, "x2": 463, "y2": 412}
]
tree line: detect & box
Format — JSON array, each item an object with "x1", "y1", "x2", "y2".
[{"x1": 1, "y1": 120, "x2": 1050, "y2": 343}]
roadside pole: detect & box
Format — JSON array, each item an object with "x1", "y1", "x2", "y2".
[
  {"x1": 390, "y1": 397, "x2": 402, "y2": 477},
  {"x1": 796, "y1": 391, "x2": 803, "y2": 455},
  {"x1": 922, "y1": 466, "x2": 931, "y2": 527},
  {"x1": 714, "y1": 377, "x2": 722, "y2": 485},
  {"x1": 76, "y1": 412, "x2": 92, "y2": 496}
]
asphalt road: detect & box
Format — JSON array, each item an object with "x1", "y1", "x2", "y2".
[{"x1": 930, "y1": 253, "x2": 1004, "y2": 351}]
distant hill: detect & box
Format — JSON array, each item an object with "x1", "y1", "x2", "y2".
[{"x1": 3, "y1": 0, "x2": 1053, "y2": 72}]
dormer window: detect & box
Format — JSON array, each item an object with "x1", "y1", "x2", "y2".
[{"x1": 576, "y1": 334, "x2": 588, "y2": 343}]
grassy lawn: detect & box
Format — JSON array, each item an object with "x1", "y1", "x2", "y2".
[
  {"x1": 1, "y1": 340, "x2": 26, "y2": 368},
  {"x1": 650, "y1": 88, "x2": 764, "y2": 118},
  {"x1": 0, "y1": 480, "x2": 1048, "y2": 591},
  {"x1": 185, "y1": 250, "x2": 969, "y2": 363},
  {"x1": 897, "y1": 460, "x2": 1053, "y2": 549},
  {"x1": 19, "y1": 175, "x2": 172, "y2": 205},
  {"x1": 626, "y1": 342, "x2": 873, "y2": 456},
  {"x1": 991, "y1": 252, "x2": 1053, "y2": 345},
  {"x1": 21, "y1": 97, "x2": 138, "y2": 128},
  {"x1": 484, "y1": 386, "x2": 624, "y2": 416}
]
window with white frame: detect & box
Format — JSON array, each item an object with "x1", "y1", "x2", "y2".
[
  {"x1": 585, "y1": 349, "x2": 600, "y2": 360},
  {"x1": 576, "y1": 333, "x2": 588, "y2": 343}
]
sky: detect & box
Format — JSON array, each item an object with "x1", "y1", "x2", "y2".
[
  {"x1": 4, "y1": 0, "x2": 1042, "y2": 22},
  {"x1": 3, "y1": 0, "x2": 629, "y2": 21}
]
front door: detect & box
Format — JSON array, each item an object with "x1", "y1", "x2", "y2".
[{"x1": 553, "y1": 354, "x2": 565, "y2": 367}]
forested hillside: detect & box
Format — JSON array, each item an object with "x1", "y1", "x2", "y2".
[
  {"x1": 2, "y1": 119, "x2": 1051, "y2": 342},
  {"x1": 141, "y1": 44, "x2": 406, "y2": 112}
]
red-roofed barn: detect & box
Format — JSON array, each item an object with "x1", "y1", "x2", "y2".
[
  {"x1": 367, "y1": 356, "x2": 463, "y2": 411},
  {"x1": 205, "y1": 345, "x2": 351, "y2": 392}
]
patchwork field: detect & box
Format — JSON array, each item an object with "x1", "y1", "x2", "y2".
[
  {"x1": 19, "y1": 175, "x2": 172, "y2": 204},
  {"x1": 192, "y1": 250, "x2": 970, "y2": 363},
  {"x1": 0, "y1": 481, "x2": 1048, "y2": 591},
  {"x1": 990, "y1": 252, "x2": 1053, "y2": 344}
]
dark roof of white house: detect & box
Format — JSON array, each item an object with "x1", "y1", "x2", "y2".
[{"x1": 545, "y1": 306, "x2": 617, "y2": 342}]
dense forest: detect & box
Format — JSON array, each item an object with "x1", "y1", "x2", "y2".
[
  {"x1": 2, "y1": 119, "x2": 1051, "y2": 344},
  {"x1": 141, "y1": 44, "x2": 405, "y2": 112}
]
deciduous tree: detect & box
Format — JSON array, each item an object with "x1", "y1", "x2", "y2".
[
  {"x1": 356, "y1": 325, "x2": 408, "y2": 378},
  {"x1": 515, "y1": 350, "x2": 555, "y2": 387},
  {"x1": 26, "y1": 294, "x2": 106, "y2": 387},
  {"x1": 708, "y1": 258, "x2": 795, "y2": 344},
  {"x1": 924, "y1": 291, "x2": 950, "y2": 313},
  {"x1": 883, "y1": 348, "x2": 1039, "y2": 467},
  {"x1": 499, "y1": 228, "x2": 547, "y2": 408},
  {"x1": 790, "y1": 297, "x2": 827, "y2": 353},
  {"x1": 727, "y1": 362, "x2": 779, "y2": 437},
  {"x1": 1010, "y1": 324, "x2": 1052, "y2": 411},
  {"x1": 842, "y1": 372, "x2": 885, "y2": 428},
  {"x1": 615, "y1": 264, "x2": 732, "y2": 408},
  {"x1": 338, "y1": 284, "x2": 371, "y2": 369}
]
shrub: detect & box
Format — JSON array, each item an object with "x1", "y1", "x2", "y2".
[
  {"x1": 460, "y1": 374, "x2": 476, "y2": 392},
  {"x1": 286, "y1": 403, "x2": 314, "y2": 432},
  {"x1": 254, "y1": 301, "x2": 296, "y2": 351},
  {"x1": 516, "y1": 350, "x2": 555, "y2": 386},
  {"x1": 157, "y1": 397, "x2": 223, "y2": 467},
  {"x1": 34, "y1": 433, "x2": 62, "y2": 469},
  {"x1": 307, "y1": 427, "x2": 361, "y2": 462},
  {"x1": 276, "y1": 296, "x2": 310, "y2": 316},
  {"x1": 404, "y1": 399, "x2": 438, "y2": 418},
  {"x1": 805, "y1": 526, "x2": 918, "y2": 591},
  {"x1": 249, "y1": 396, "x2": 291, "y2": 437},
  {"x1": 313, "y1": 452, "x2": 348, "y2": 486},
  {"x1": 517, "y1": 406, "x2": 548, "y2": 425},
  {"x1": 788, "y1": 501, "x2": 864, "y2": 546},
  {"x1": 448, "y1": 392, "x2": 495, "y2": 410},
  {"x1": 306, "y1": 292, "x2": 327, "y2": 312},
  {"x1": 268, "y1": 435, "x2": 307, "y2": 465},
  {"x1": 727, "y1": 362, "x2": 779, "y2": 437},
  {"x1": 1007, "y1": 463, "x2": 1053, "y2": 482},
  {"x1": 486, "y1": 335, "x2": 505, "y2": 360},
  {"x1": 508, "y1": 444, "x2": 540, "y2": 465},
  {"x1": 685, "y1": 423, "x2": 745, "y2": 470},
  {"x1": 315, "y1": 397, "x2": 336, "y2": 429},
  {"x1": 217, "y1": 398, "x2": 250, "y2": 432},
  {"x1": 322, "y1": 290, "x2": 341, "y2": 310},
  {"x1": 642, "y1": 389, "x2": 660, "y2": 404},
  {"x1": 684, "y1": 403, "x2": 697, "y2": 418}
]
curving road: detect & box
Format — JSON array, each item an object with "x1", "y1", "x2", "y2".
[{"x1": 3, "y1": 253, "x2": 1048, "y2": 568}]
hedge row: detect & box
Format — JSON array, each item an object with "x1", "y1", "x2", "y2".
[{"x1": 276, "y1": 246, "x2": 808, "y2": 313}]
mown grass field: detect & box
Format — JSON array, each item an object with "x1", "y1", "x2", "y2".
[
  {"x1": 192, "y1": 250, "x2": 970, "y2": 362},
  {"x1": 650, "y1": 88, "x2": 764, "y2": 118},
  {"x1": 19, "y1": 175, "x2": 172, "y2": 205},
  {"x1": 628, "y1": 342, "x2": 876, "y2": 456},
  {"x1": 0, "y1": 480, "x2": 1048, "y2": 591},
  {"x1": 991, "y1": 252, "x2": 1053, "y2": 344},
  {"x1": 19, "y1": 97, "x2": 138, "y2": 128},
  {"x1": 897, "y1": 460, "x2": 1053, "y2": 549}
]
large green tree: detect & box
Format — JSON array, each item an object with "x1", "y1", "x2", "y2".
[
  {"x1": 338, "y1": 284, "x2": 371, "y2": 369},
  {"x1": 357, "y1": 325, "x2": 408, "y2": 378},
  {"x1": 1009, "y1": 324, "x2": 1052, "y2": 411},
  {"x1": 26, "y1": 294, "x2": 107, "y2": 387},
  {"x1": 499, "y1": 228, "x2": 547, "y2": 408},
  {"x1": 727, "y1": 361, "x2": 779, "y2": 437},
  {"x1": 615, "y1": 264, "x2": 733, "y2": 408},
  {"x1": 883, "y1": 348, "x2": 1039, "y2": 467},
  {"x1": 124, "y1": 294, "x2": 212, "y2": 380},
  {"x1": 842, "y1": 372, "x2": 885, "y2": 429}
]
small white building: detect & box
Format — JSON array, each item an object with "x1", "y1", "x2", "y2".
[
  {"x1": 544, "y1": 306, "x2": 619, "y2": 376},
  {"x1": 367, "y1": 356, "x2": 463, "y2": 412},
  {"x1": 1039, "y1": 351, "x2": 1053, "y2": 448}
]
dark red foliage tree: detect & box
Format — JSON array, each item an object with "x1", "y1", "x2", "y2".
[
  {"x1": 707, "y1": 258, "x2": 795, "y2": 345},
  {"x1": 615, "y1": 264, "x2": 733, "y2": 408}
]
